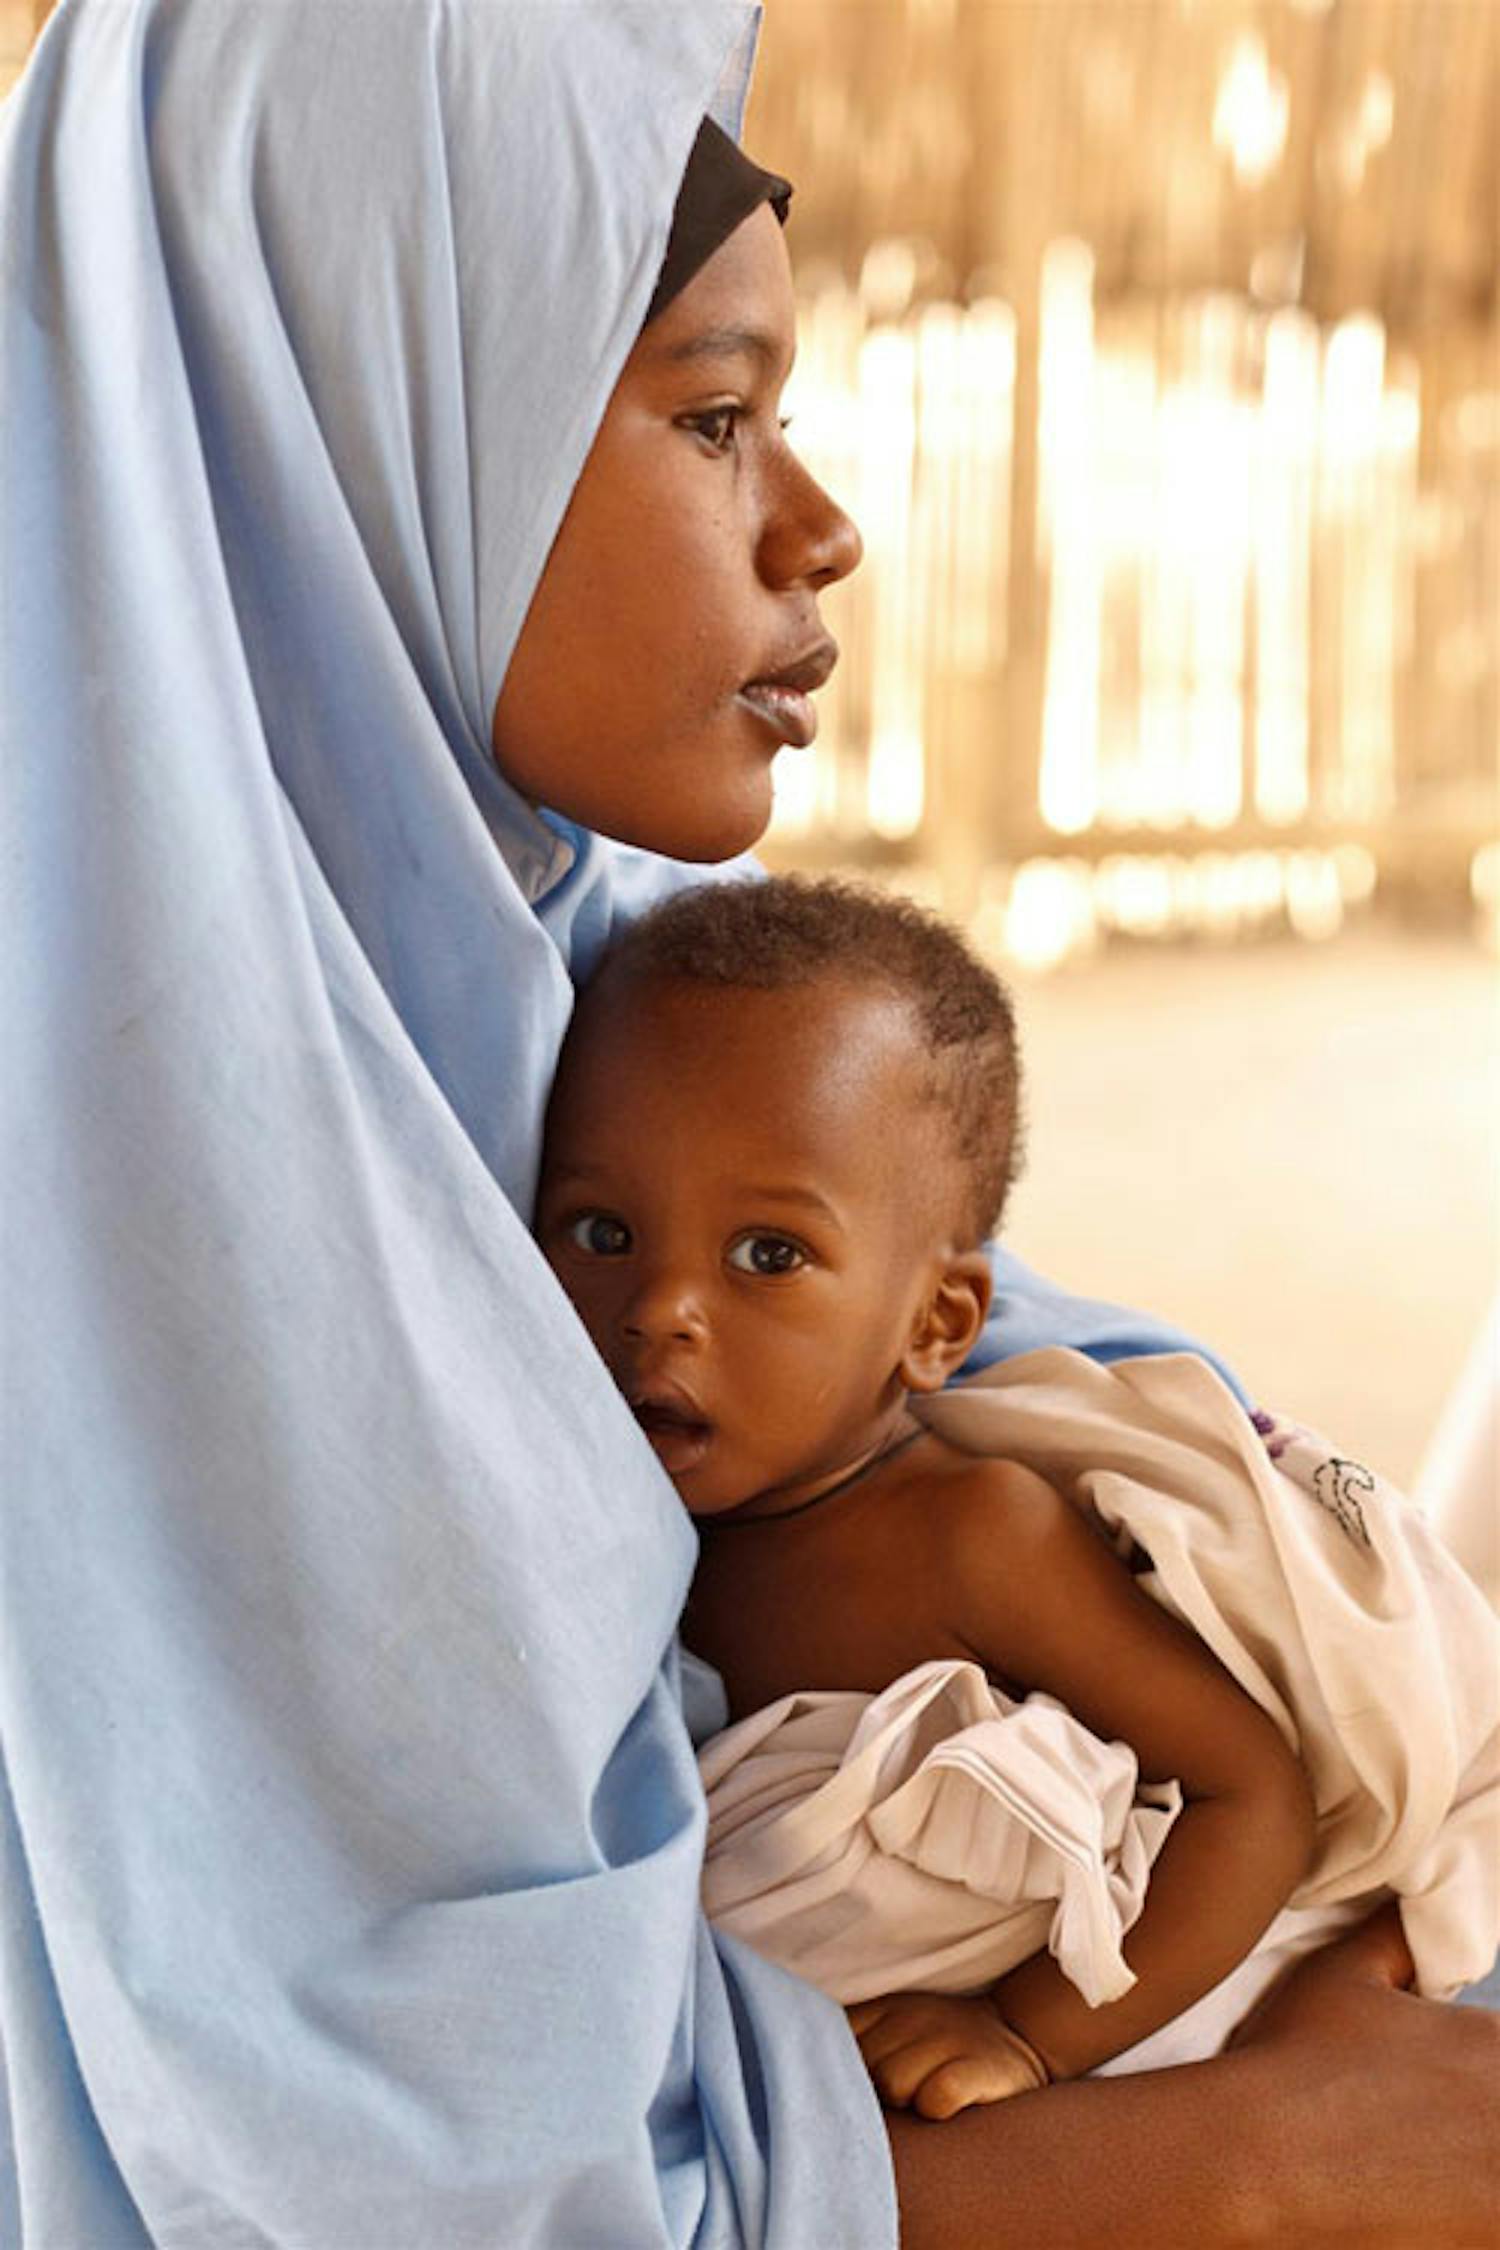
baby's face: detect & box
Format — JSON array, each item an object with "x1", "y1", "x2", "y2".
[{"x1": 536, "y1": 970, "x2": 963, "y2": 1517}]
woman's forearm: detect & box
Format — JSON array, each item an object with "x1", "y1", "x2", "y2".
[
  {"x1": 890, "y1": 2039, "x2": 1484, "y2": 2250},
  {"x1": 891, "y1": 2051, "x2": 1288, "y2": 2250},
  {"x1": 891, "y1": 1913, "x2": 1500, "y2": 2250}
]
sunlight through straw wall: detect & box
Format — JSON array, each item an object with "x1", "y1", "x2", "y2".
[{"x1": 772, "y1": 238, "x2": 1489, "y2": 967}]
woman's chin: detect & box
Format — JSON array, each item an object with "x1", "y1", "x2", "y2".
[{"x1": 602, "y1": 786, "x2": 774, "y2": 865}]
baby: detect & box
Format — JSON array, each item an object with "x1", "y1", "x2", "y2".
[{"x1": 536, "y1": 876, "x2": 1499, "y2": 2111}]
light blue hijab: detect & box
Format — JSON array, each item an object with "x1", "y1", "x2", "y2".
[
  {"x1": 1, "y1": 3, "x2": 1238, "y2": 2241},
  {"x1": 0, "y1": 3, "x2": 901, "y2": 2241}
]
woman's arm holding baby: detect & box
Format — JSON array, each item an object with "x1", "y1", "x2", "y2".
[
  {"x1": 854, "y1": 1463, "x2": 1315, "y2": 2107},
  {"x1": 891, "y1": 1905, "x2": 1500, "y2": 2249}
]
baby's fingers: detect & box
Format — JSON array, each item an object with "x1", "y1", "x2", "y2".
[
  {"x1": 912, "y1": 2059, "x2": 992, "y2": 2121},
  {"x1": 860, "y1": 2030, "x2": 964, "y2": 2112},
  {"x1": 911, "y1": 2049, "x2": 1042, "y2": 2119},
  {"x1": 849, "y1": 1999, "x2": 944, "y2": 2072}
]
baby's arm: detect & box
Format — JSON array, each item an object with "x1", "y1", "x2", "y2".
[{"x1": 856, "y1": 1463, "x2": 1315, "y2": 2114}]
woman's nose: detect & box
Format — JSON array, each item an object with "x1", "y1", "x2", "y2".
[{"x1": 759, "y1": 451, "x2": 863, "y2": 592}]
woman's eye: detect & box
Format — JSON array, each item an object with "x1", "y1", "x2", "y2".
[
  {"x1": 681, "y1": 405, "x2": 741, "y2": 454},
  {"x1": 568, "y1": 1212, "x2": 632, "y2": 1258},
  {"x1": 727, "y1": 1234, "x2": 807, "y2": 1277}
]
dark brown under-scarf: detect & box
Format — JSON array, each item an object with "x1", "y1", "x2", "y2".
[{"x1": 645, "y1": 115, "x2": 792, "y2": 325}]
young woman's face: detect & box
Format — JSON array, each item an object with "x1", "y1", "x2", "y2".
[{"x1": 491, "y1": 206, "x2": 862, "y2": 862}]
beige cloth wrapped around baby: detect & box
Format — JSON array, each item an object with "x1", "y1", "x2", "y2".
[{"x1": 699, "y1": 1350, "x2": 1500, "y2": 2072}]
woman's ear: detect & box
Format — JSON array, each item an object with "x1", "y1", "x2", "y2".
[{"x1": 900, "y1": 1249, "x2": 993, "y2": 1394}]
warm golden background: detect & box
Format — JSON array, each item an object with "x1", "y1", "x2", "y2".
[{"x1": 6, "y1": 1, "x2": 1496, "y2": 1485}]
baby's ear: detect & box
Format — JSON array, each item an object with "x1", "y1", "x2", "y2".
[{"x1": 901, "y1": 1250, "x2": 993, "y2": 1394}]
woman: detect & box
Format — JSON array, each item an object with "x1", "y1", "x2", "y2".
[{"x1": 2, "y1": 3, "x2": 1494, "y2": 2243}]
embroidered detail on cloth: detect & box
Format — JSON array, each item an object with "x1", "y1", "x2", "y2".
[{"x1": 1252, "y1": 1409, "x2": 1376, "y2": 1549}]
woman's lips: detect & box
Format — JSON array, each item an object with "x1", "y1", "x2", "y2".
[
  {"x1": 736, "y1": 680, "x2": 818, "y2": 747},
  {"x1": 633, "y1": 1397, "x2": 713, "y2": 1477},
  {"x1": 737, "y1": 638, "x2": 838, "y2": 750}
]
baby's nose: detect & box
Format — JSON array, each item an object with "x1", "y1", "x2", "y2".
[{"x1": 620, "y1": 1270, "x2": 707, "y2": 1345}]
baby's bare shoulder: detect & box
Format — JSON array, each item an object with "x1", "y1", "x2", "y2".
[
  {"x1": 902, "y1": 1437, "x2": 1144, "y2": 1675},
  {"x1": 900, "y1": 1436, "x2": 1082, "y2": 1563},
  {"x1": 909, "y1": 1432, "x2": 1063, "y2": 1507},
  {"x1": 864, "y1": 1438, "x2": 1099, "y2": 1684}
]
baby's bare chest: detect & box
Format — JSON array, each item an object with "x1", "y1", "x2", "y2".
[{"x1": 684, "y1": 1499, "x2": 984, "y2": 1720}]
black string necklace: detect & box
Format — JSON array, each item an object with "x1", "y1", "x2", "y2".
[{"x1": 703, "y1": 1423, "x2": 926, "y2": 1531}]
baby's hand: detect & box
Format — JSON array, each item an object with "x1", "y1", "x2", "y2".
[{"x1": 846, "y1": 1991, "x2": 1050, "y2": 2120}]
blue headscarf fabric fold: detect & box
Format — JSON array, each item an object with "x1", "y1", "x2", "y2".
[{"x1": 0, "y1": 4, "x2": 897, "y2": 2241}]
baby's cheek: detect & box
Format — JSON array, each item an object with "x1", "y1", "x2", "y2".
[{"x1": 543, "y1": 1260, "x2": 604, "y2": 1342}]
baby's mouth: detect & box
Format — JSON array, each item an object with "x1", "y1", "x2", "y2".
[{"x1": 631, "y1": 1393, "x2": 714, "y2": 1476}]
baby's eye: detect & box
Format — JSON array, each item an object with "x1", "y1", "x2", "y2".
[
  {"x1": 727, "y1": 1233, "x2": 807, "y2": 1277},
  {"x1": 680, "y1": 404, "x2": 742, "y2": 454},
  {"x1": 568, "y1": 1212, "x2": 633, "y2": 1258}
]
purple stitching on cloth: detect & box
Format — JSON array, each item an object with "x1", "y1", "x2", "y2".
[{"x1": 1248, "y1": 1407, "x2": 1292, "y2": 1461}]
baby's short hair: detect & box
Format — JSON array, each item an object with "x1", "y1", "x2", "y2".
[{"x1": 592, "y1": 875, "x2": 1023, "y2": 1244}]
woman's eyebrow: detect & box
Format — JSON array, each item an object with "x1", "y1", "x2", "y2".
[{"x1": 657, "y1": 325, "x2": 784, "y2": 371}]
